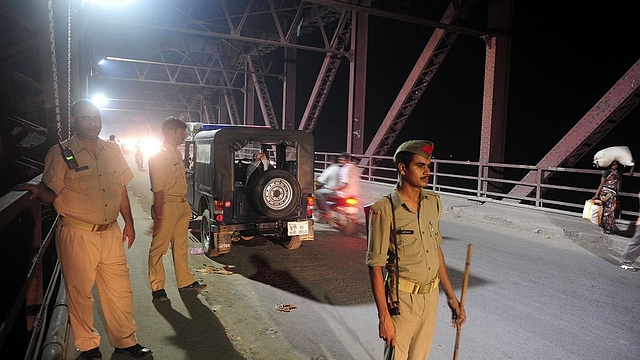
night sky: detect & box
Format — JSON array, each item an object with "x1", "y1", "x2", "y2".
[{"x1": 307, "y1": 1, "x2": 639, "y2": 170}]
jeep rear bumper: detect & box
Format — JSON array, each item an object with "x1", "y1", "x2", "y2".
[{"x1": 212, "y1": 218, "x2": 314, "y2": 240}]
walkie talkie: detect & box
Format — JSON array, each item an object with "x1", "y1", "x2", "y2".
[{"x1": 58, "y1": 142, "x2": 79, "y2": 170}]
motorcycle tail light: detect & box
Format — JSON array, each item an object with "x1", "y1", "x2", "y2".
[
  {"x1": 346, "y1": 197, "x2": 358, "y2": 206},
  {"x1": 306, "y1": 196, "x2": 315, "y2": 217}
]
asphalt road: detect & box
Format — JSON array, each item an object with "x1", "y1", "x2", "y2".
[{"x1": 68, "y1": 154, "x2": 640, "y2": 360}]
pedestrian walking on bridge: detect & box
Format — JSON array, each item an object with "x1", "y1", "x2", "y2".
[
  {"x1": 619, "y1": 191, "x2": 640, "y2": 271},
  {"x1": 592, "y1": 160, "x2": 634, "y2": 235}
]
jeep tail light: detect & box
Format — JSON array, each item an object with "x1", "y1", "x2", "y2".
[
  {"x1": 346, "y1": 197, "x2": 358, "y2": 206},
  {"x1": 307, "y1": 196, "x2": 315, "y2": 217},
  {"x1": 214, "y1": 200, "x2": 225, "y2": 222}
]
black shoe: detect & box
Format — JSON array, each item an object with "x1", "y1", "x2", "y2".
[
  {"x1": 79, "y1": 347, "x2": 102, "y2": 360},
  {"x1": 178, "y1": 281, "x2": 207, "y2": 292},
  {"x1": 114, "y1": 344, "x2": 152, "y2": 358},
  {"x1": 152, "y1": 289, "x2": 168, "y2": 302}
]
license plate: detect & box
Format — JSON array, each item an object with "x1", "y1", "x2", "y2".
[{"x1": 287, "y1": 221, "x2": 309, "y2": 236}]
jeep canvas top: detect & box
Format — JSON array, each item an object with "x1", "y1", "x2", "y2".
[{"x1": 184, "y1": 124, "x2": 315, "y2": 258}]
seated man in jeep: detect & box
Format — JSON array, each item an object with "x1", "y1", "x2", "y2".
[{"x1": 246, "y1": 152, "x2": 273, "y2": 186}]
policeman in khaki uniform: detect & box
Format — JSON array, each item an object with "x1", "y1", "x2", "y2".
[
  {"x1": 366, "y1": 140, "x2": 466, "y2": 360},
  {"x1": 148, "y1": 116, "x2": 206, "y2": 302},
  {"x1": 15, "y1": 99, "x2": 151, "y2": 359}
]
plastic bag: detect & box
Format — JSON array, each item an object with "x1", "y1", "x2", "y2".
[{"x1": 582, "y1": 199, "x2": 602, "y2": 226}]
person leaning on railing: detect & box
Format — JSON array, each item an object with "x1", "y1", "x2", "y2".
[{"x1": 12, "y1": 99, "x2": 152, "y2": 360}]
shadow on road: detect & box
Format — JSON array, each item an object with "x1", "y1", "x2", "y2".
[{"x1": 152, "y1": 291, "x2": 245, "y2": 360}]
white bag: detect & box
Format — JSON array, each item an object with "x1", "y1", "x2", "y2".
[
  {"x1": 582, "y1": 199, "x2": 602, "y2": 226},
  {"x1": 593, "y1": 146, "x2": 634, "y2": 168}
]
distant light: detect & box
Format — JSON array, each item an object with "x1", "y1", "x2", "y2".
[
  {"x1": 92, "y1": 94, "x2": 108, "y2": 108},
  {"x1": 97, "y1": 59, "x2": 106, "y2": 66},
  {"x1": 82, "y1": 0, "x2": 137, "y2": 7}
]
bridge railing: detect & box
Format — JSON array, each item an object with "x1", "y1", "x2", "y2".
[
  {"x1": 315, "y1": 152, "x2": 640, "y2": 220},
  {"x1": 0, "y1": 175, "x2": 67, "y2": 360}
]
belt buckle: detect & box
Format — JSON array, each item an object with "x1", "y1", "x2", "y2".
[
  {"x1": 416, "y1": 280, "x2": 435, "y2": 294},
  {"x1": 412, "y1": 283, "x2": 420, "y2": 294},
  {"x1": 413, "y1": 282, "x2": 426, "y2": 294}
]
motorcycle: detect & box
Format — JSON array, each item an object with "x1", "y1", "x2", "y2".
[{"x1": 314, "y1": 181, "x2": 361, "y2": 235}]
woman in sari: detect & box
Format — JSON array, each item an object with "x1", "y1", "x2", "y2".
[{"x1": 592, "y1": 161, "x2": 634, "y2": 234}]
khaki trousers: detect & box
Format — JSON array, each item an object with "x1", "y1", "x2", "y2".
[
  {"x1": 56, "y1": 222, "x2": 138, "y2": 351},
  {"x1": 148, "y1": 201, "x2": 194, "y2": 291},
  {"x1": 384, "y1": 289, "x2": 439, "y2": 360}
]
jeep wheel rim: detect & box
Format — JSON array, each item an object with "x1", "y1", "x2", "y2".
[{"x1": 262, "y1": 177, "x2": 294, "y2": 210}]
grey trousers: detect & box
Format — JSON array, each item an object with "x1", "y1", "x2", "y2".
[{"x1": 620, "y1": 227, "x2": 640, "y2": 265}]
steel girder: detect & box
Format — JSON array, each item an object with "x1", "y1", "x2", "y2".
[
  {"x1": 298, "y1": 9, "x2": 352, "y2": 132},
  {"x1": 85, "y1": 0, "x2": 347, "y2": 125},
  {"x1": 360, "y1": 1, "x2": 463, "y2": 165},
  {"x1": 509, "y1": 58, "x2": 640, "y2": 199},
  {"x1": 0, "y1": 0, "x2": 63, "y2": 193}
]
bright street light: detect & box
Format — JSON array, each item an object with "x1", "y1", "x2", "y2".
[
  {"x1": 82, "y1": 0, "x2": 137, "y2": 7},
  {"x1": 91, "y1": 94, "x2": 108, "y2": 108}
]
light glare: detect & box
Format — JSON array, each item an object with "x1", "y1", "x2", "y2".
[
  {"x1": 91, "y1": 94, "x2": 108, "y2": 108},
  {"x1": 83, "y1": 0, "x2": 137, "y2": 7}
]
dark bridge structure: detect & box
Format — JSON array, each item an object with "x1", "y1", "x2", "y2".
[{"x1": 1, "y1": 1, "x2": 639, "y2": 358}]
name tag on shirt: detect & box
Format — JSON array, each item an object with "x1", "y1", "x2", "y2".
[{"x1": 396, "y1": 229, "x2": 414, "y2": 234}]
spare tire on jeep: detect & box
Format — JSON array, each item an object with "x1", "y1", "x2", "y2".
[{"x1": 250, "y1": 169, "x2": 301, "y2": 219}]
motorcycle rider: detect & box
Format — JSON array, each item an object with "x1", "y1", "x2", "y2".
[
  {"x1": 315, "y1": 152, "x2": 361, "y2": 221},
  {"x1": 317, "y1": 155, "x2": 342, "y2": 189}
]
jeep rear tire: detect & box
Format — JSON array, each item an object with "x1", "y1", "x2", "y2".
[
  {"x1": 284, "y1": 235, "x2": 302, "y2": 250},
  {"x1": 251, "y1": 169, "x2": 301, "y2": 219},
  {"x1": 200, "y1": 209, "x2": 219, "y2": 258}
]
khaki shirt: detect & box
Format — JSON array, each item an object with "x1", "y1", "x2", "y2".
[
  {"x1": 148, "y1": 142, "x2": 187, "y2": 197},
  {"x1": 42, "y1": 136, "x2": 133, "y2": 224},
  {"x1": 365, "y1": 187, "x2": 443, "y2": 284}
]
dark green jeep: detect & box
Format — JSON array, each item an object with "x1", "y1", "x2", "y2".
[{"x1": 184, "y1": 124, "x2": 315, "y2": 258}]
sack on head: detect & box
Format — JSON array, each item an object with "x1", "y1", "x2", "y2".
[{"x1": 593, "y1": 146, "x2": 634, "y2": 168}]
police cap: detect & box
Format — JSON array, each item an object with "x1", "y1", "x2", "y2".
[{"x1": 393, "y1": 140, "x2": 434, "y2": 163}]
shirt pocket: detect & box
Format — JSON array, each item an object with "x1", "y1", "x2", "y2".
[
  {"x1": 104, "y1": 161, "x2": 122, "y2": 185},
  {"x1": 68, "y1": 167, "x2": 96, "y2": 192},
  {"x1": 396, "y1": 233, "x2": 421, "y2": 258}
]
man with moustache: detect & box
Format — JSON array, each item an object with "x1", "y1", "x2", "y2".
[
  {"x1": 14, "y1": 99, "x2": 151, "y2": 359},
  {"x1": 366, "y1": 140, "x2": 466, "y2": 360}
]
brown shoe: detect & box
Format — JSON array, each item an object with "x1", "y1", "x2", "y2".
[{"x1": 178, "y1": 281, "x2": 207, "y2": 292}]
